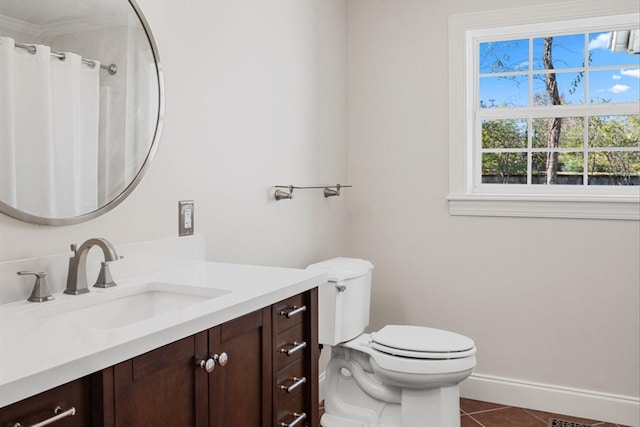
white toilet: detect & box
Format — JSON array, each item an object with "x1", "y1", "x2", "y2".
[{"x1": 307, "y1": 258, "x2": 476, "y2": 427}]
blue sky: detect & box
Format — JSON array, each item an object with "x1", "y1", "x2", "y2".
[{"x1": 479, "y1": 32, "x2": 640, "y2": 107}]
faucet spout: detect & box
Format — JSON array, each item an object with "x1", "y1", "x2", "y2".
[{"x1": 64, "y1": 238, "x2": 121, "y2": 295}]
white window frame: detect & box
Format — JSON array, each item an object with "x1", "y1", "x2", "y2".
[{"x1": 448, "y1": 0, "x2": 640, "y2": 220}]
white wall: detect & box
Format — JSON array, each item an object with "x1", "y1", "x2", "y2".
[
  {"x1": 1, "y1": 0, "x2": 638, "y2": 422},
  {"x1": 346, "y1": 0, "x2": 639, "y2": 419},
  {"x1": 0, "y1": 0, "x2": 349, "y2": 268}
]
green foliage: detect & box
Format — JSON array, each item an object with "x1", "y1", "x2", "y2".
[
  {"x1": 482, "y1": 119, "x2": 527, "y2": 149},
  {"x1": 482, "y1": 115, "x2": 640, "y2": 184}
]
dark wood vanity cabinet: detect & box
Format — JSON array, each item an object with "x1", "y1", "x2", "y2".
[
  {"x1": 0, "y1": 376, "x2": 97, "y2": 427},
  {"x1": 272, "y1": 290, "x2": 319, "y2": 427},
  {"x1": 0, "y1": 288, "x2": 318, "y2": 427}
]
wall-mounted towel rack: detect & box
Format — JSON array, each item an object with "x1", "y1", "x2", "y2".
[{"x1": 274, "y1": 184, "x2": 352, "y2": 201}]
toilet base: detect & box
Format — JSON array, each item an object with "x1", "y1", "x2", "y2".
[
  {"x1": 321, "y1": 386, "x2": 462, "y2": 427},
  {"x1": 322, "y1": 346, "x2": 467, "y2": 427}
]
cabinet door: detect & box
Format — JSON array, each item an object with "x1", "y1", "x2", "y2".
[
  {"x1": 208, "y1": 308, "x2": 272, "y2": 427},
  {"x1": 111, "y1": 333, "x2": 209, "y2": 427},
  {"x1": 0, "y1": 377, "x2": 95, "y2": 427}
]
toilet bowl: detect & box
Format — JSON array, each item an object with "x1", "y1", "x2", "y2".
[{"x1": 307, "y1": 258, "x2": 476, "y2": 427}]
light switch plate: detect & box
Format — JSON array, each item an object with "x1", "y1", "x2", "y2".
[{"x1": 178, "y1": 200, "x2": 194, "y2": 236}]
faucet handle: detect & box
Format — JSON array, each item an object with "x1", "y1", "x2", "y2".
[
  {"x1": 94, "y1": 261, "x2": 117, "y2": 289},
  {"x1": 17, "y1": 271, "x2": 55, "y2": 302}
]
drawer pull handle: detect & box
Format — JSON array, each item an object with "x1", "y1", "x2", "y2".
[
  {"x1": 280, "y1": 341, "x2": 307, "y2": 356},
  {"x1": 280, "y1": 412, "x2": 307, "y2": 427},
  {"x1": 280, "y1": 376, "x2": 307, "y2": 393},
  {"x1": 14, "y1": 406, "x2": 76, "y2": 427},
  {"x1": 279, "y1": 305, "x2": 306, "y2": 318}
]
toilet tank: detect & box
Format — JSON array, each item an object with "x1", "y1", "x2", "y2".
[{"x1": 306, "y1": 257, "x2": 374, "y2": 346}]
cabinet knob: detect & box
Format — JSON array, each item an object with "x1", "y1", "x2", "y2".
[
  {"x1": 197, "y1": 357, "x2": 216, "y2": 373},
  {"x1": 214, "y1": 352, "x2": 228, "y2": 367}
]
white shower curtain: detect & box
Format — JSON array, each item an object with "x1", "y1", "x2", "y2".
[{"x1": 0, "y1": 36, "x2": 100, "y2": 218}]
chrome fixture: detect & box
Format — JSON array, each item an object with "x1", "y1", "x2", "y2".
[
  {"x1": 16, "y1": 271, "x2": 54, "y2": 302},
  {"x1": 64, "y1": 238, "x2": 122, "y2": 295},
  {"x1": 274, "y1": 184, "x2": 352, "y2": 201},
  {"x1": 323, "y1": 184, "x2": 343, "y2": 197},
  {"x1": 280, "y1": 412, "x2": 307, "y2": 427},
  {"x1": 14, "y1": 41, "x2": 118, "y2": 75},
  {"x1": 196, "y1": 352, "x2": 229, "y2": 373},
  {"x1": 275, "y1": 185, "x2": 294, "y2": 201},
  {"x1": 279, "y1": 304, "x2": 307, "y2": 318},
  {"x1": 280, "y1": 376, "x2": 307, "y2": 394},
  {"x1": 13, "y1": 405, "x2": 76, "y2": 427},
  {"x1": 280, "y1": 341, "x2": 307, "y2": 356}
]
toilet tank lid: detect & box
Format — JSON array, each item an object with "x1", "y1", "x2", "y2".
[{"x1": 306, "y1": 257, "x2": 374, "y2": 282}]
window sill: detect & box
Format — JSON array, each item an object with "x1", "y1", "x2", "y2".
[{"x1": 447, "y1": 194, "x2": 640, "y2": 220}]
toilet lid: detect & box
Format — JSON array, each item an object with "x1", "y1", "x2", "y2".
[
  {"x1": 371, "y1": 325, "x2": 476, "y2": 359},
  {"x1": 306, "y1": 257, "x2": 373, "y2": 282}
]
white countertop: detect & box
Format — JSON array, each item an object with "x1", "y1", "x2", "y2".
[{"x1": 0, "y1": 261, "x2": 327, "y2": 407}]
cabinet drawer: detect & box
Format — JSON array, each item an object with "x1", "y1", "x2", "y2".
[
  {"x1": 274, "y1": 293, "x2": 307, "y2": 333},
  {"x1": 0, "y1": 377, "x2": 93, "y2": 427},
  {"x1": 275, "y1": 358, "x2": 307, "y2": 408},
  {"x1": 276, "y1": 393, "x2": 308, "y2": 427},
  {"x1": 275, "y1": 322, "x2": 307, "y2": 370}
]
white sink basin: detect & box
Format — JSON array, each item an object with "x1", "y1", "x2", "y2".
[{"x1": 32, "y1": 282, "x2": 230, "y2": 330}]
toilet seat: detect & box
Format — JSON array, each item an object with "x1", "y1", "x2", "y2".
[
  {"x1": 342, "y1": 333, "x2": 476, "y2": 375},
  {"x1": 370, "y1": 325, "x2": 476, "y2": 359}
]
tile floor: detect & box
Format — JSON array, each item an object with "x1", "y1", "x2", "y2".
[
  {"x1": 319, "y1": 398, "x2": 631, "y2": 426},
  {"x1": 459, "y1": 398, "x2": 629, "y2": 427}
]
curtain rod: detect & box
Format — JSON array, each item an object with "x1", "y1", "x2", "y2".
[{"x1": 14, "y1": 41, "x2": 118, "y2": 76}]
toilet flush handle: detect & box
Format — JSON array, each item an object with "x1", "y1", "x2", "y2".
[{"x1": 335, "y1": 284, "x2": 346, "y2": 292}]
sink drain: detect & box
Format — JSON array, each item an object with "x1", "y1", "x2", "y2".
[{"x1": 548, "y1": 418, "x2": 593, "y2": 427}]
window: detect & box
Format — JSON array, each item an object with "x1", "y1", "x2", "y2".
[{"x1": 448, "y1": 2, "x2": 640, "y2": 220}]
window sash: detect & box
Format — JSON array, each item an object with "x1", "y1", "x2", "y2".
[{"x1": 467, "y1": 15, "x2": 639, "y2": 197}]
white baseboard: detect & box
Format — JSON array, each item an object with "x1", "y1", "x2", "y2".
[
  {"x1": 460, "y1": 373, "x2": 640, "y2": 427},
  {"x1": 318, "y1": 370, "x2": 639, "y2": 427}
]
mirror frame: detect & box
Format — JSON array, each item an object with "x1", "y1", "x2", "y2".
[{"x1": 0, "y1": 0, "x2": 165, "y2": 226}]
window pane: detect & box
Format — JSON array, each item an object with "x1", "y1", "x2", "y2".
[
  {"x1": 532, "y1": 117, "x2": 584, "y2": 148},
  {"x1": 533, "y1": 34, "x2": 585, "y2": 70},
  {"x1": 588, "y1": 115, "x2": 640, "y2": 148},
  {"x1": 533, "y1": 71, "x2": 584, "y2": 105},
  {"x1": 482, "y1": 153, "x2": 527, "y2": 184},
  {"x1": 532, "y1": 152, "x2": 584, "y2": 185},
  {"x1": 588, "y1": 151, "x2": 640, "y2": 185},
  {"x1": 482, "y1": 119, "x2": 528, "y2": 148},
  {"x1": 479, "y1": 39, "x2": 529, "y2": 73},
  {"x1": 480, "y1": 75, "x2": 528, "y2": 108},
  {"x1": 589, "y1": 30, "x2": 640, "y2": 67},
  {"x1": 589, "y1": 69, "x2": 640, "y2": 104}
]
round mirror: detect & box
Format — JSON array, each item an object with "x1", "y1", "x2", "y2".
[{"x1": 0, "y1": 0, "x2": 164, "y2": 225}]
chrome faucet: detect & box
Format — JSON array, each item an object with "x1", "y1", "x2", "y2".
[{"x1": 64, "y1": 238, "x2": 122, "y2": 295}]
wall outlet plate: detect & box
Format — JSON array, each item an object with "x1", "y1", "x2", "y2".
[{"x1": 178, "y1": 200, "x2": 194, "y2": 236}]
